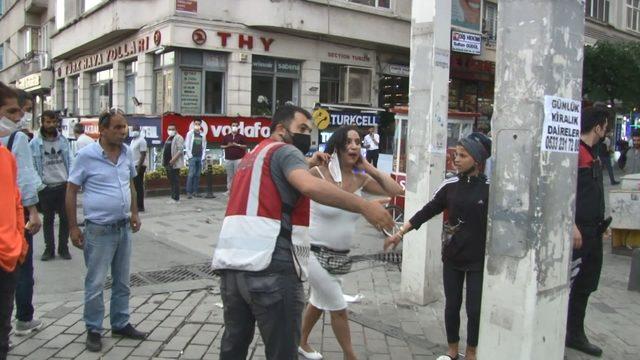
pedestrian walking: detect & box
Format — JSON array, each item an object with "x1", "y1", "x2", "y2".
[
  {"x1": 73, "y1": 123, "x2": 95, "y2": 154},
  {"x1": 385, "y1": 133, "x2": 492, "y2": 360},
  {"x1": 130, "y1": 125, "x2": 147, "y2": 212},
  {"x1": 185, "y1": 119, "x2": 207, "y2": 198},
  {"x1": 363, "y1": 126, "x2": 380, "y2": 168},
  {"x1": 597, "y1": 131, "x2": 619, "y2": 185},
  {"x1": 221, "y1": 120, "x2": 247, "y2": 194},
  {"x1": 0, "y1": 86, "x2": 44, "y2": 336},
  {"x1": 298, "y1": 126, "x2": 403, "y2": 360},
  {"x1": 66, "y1": 110, "x2": 147, "y2": 353},
  {"x1": 212, "y1": 105, "x2": 394, "y2": 360},
  {"x1": 565, "y1": 107, "x2": 610, "y2": 357},
  {"x1": 30, "y1": 110, "x2": 72, "y2": 261},
  {"x1": 0, "y1": 82, "x2": 30, "y2": 360},
  {"x1": 163, "y1": 124, "x2": 184, "y2": 203}
]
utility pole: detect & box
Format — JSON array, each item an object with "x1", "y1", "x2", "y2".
[
  {"x1": 401, "y1": 0, "x2": 451, "y2": 305},
  {"x1": 477, "y1": 1, "x2": 585, "y2": 358}
]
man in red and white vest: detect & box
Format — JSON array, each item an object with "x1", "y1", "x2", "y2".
[{"x1": 212, "y1": 105, "x2": 394, "y2": 360}]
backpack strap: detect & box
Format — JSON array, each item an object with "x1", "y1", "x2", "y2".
[{"x1": 6, "y1": 131, "x2": 18, "y2": 153}]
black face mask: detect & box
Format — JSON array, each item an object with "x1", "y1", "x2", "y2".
[{"x1": 283, "y1": 130, "x2": 311, "y2": 154}]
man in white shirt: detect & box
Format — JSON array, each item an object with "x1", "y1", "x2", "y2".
[
  {"x1": 130, "y1": 125, "x2": 148, "y2": 212},
  {"x1": 363, "y1": 126, "x2": 380, "y2": 168},
  {"x1": 74, "y1": 123, "x2": 94, "y2": 154}
]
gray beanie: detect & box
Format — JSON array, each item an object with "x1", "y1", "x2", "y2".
[{"x1": 458, "y1": 137, "x2": 490, "y2": 163}]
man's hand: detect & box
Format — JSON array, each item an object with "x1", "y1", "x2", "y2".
[
  {"x1": 384, "y1": 233, "x2": 403, "y2": 252},
  {"x1": 70, "y1": 226, "x2": 84, "y2": 249},
  {"x1": 572, "y1": 225, "x2": 582, "y2": 250},
  {"x1": 25, "y1": 208, "x2": 41, "y2": 235},
  {"x1": 308, "y1": 152, "x2": 330, "y2": 168},
  {"x1": 361, "y1": 199, "x2": 394, "y2": 232},
  {"x1": 131, "y1": 214, "x2": 141, "y2": 233}
]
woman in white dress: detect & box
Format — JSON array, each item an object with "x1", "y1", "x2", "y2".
[{"x1": 298, "y1": 126, "x2": 403, "y2": 360}]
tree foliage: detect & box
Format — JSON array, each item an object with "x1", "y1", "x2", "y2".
[{"x1": 583, "y1": 41, "x2": 640, "y2": 110}]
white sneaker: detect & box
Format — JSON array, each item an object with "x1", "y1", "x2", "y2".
[
  {"x1": 165, "y1": 199, "x2": 179, "y2": 204},
  {"x1": 298, "y1": 346, "x2": 323, "y2": 360},
  {"x1": 14, "y1": 319, "x2": 44, "y2": 336}
]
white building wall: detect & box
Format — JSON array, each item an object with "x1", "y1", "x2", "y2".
[
  {"x1": 136, "y1": 52, "x2": 154, "y2": 115},
  {"x1": 226, "y1": 52, "x2": 252, "y2": 116}
]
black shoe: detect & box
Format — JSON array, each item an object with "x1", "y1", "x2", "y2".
[
  {"x1": 611, "y1": 181, "x2": 620, "y2": 185},
  {"x1": 112, "y1": 323, "x2": 147, "y2": 340},
  {"x1": 41, "y1": 252, "x2": 54, "y2": 261},
  {"x1": 566, "y1": 337, "x2": 603, "y2": 357},
  {"x1": 86, "y1": 331, "x2": 102, "y2": 352},
  {"x1": 59, "y1": 251, "x2": 72, "y2": 260}
]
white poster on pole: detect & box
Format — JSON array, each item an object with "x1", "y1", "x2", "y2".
[{"x1": 542, "y1": 96, "x2": 581, "y2": 153}]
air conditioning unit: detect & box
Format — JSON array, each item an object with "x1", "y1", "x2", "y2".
[
  {"x1": 39, "y1": 53, "x2": 51, "y2": 69},
  {"x1": 339, "y1": 66, "x2": 372, "y2": 105}
]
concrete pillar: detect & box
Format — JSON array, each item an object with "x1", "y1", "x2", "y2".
[
  {"x1": 112, "y1": 61, "x2": 125, "y2": 110},
  {"x1": 400, "y1": 0, "x2": 451, "y2": 304},
  {"x1": 137, "y1": 53, "x2": 154, "y2": 115},
  {"x1": 477, "y1": 1, "x2": 584, "y2": 358},
  {"x1": 227, "y1": 52, "x2": 252, "y2": 116},
  {"x1": 78, "y1": 72, "x2": 91, "y2": 116},
  {"x1": 301, "y1": 60, "x2": 321, "y2": 148}
]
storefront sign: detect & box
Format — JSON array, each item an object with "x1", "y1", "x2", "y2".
[
  {"x1": 176, "y1": 0, "x2": 197, "y2": 13},
  {"x1": 180, "y1": 70, "x2": 202, "y2": 114},
  {"x1": 451, "y1": 31, "x2": 482, "y2": 55},
  {"x1": 450, "y1": 54, "x2": 495, "y2": 77},
  {"x1": 327, "y1": 52, "x2": 371, "y2": 63},
  {"x1": 542, "y1": 96, "x2": 581, "y2": 153},
  {"x1": 16, "y1": 73, "x2": 41, "y2": 90},
  {"x1": 451, "y1": 0, "x2": 482, "y2": 32},
  {"x1": 329, "y1": 112, "x2": 379, "y2": 127},
  {"x1": 192, "y1": 29, "x2": 207, "y2": 45},
  {"x1": 127, "y1": 116, "x2": 162, "y2": 146},
  {"x1": 276, "y1": 60, "x2": 300, "y2": 74},
  {"x1": 386, "y1": 64, "x2": 410, "y2": 77},
  {"x1": 80, "y1": 118, "x2": 100, "y2": 139},
  {"x1": 162, "y1": 114, "x2": 271, "y2": 143},
  {"x1": 313, "y1": 109, "x2": 331, "y2": 130},
  {"x1": 57, "y1": 36, "x2": 151, "y2": 76}
]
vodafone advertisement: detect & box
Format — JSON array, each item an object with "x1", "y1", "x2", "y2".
[{"x1": 161, "y1": 114, "x2": 271, "y2": 143}]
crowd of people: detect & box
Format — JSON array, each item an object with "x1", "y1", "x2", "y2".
[{"x1": 0, "y1": 78, "x2": 631, "y2": 360}]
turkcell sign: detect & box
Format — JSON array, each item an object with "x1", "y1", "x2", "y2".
[
  {"x1": 451, "y1": 31, "x2": 482, "y2": 55},
  {"x1": 330, "y1": 112, "x2": 379, "y2": 127}
]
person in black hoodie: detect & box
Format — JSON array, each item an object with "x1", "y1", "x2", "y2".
[{"x1": 385, "y1": 133, "x2": 491, "y2": 360}]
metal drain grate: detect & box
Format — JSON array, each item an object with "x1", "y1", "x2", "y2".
[
  {"x1": 104, "y1": 263, "x2": 218, "y2": 289},
  {"x1": 350, "y1": 252, "x2": 402, "y2": 264}
]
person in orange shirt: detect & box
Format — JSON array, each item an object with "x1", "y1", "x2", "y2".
[{"x1": 0, "y1": 82, "x2": 28, "y2": 360}]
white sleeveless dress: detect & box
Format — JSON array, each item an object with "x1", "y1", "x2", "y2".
[{"x1": 307, "y1": 168, "x2": 361, "y2": 311}]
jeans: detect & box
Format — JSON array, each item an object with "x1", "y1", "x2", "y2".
[
  {"x1": 599, "y1": 155, "x2": 617, "y2": 184},
  {"x1": 15, "y1": 211, "x2": 34, "y2": 322},
  {"x1": 0, "y1": 268, "x2": 17, "y2": 360},
  {"x1": 39, "y1": 185, "x2": 69, "y2": 254},
  {"x1": 186, "y1": 158, "x2": 202, "y2": 195},
  {"x1": 224, "y1": 159, "x2": 241, "y2": 192},
  {"x1": 366, "y1": 149, "x2": 379, "y2": 168},
  {"x1": 82, "y1": 219, "x2": 132, "y2": 332},
  {"x1": 442, "y1": 262, "x2": 483, "y2": 346},
  {"x1": 133, "y1": 165, "x2": 146, "y2": 211},
  {"x1": 219, "y1": 260, "x2": 304, "y2": 360},
  {"x1": 167, "y1": 167, "x2": 180, "y2": 201}
]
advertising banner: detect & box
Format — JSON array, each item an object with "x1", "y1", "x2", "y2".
[
  {"x1": 451, "y1": 0, "x2": 482, "y2": 32},
  {"x1": 451, "y1": 31, "x2": 482, "y2": 55},
  {"x1": 162, "y1": 114, "x2": 271, "y2": 143}
]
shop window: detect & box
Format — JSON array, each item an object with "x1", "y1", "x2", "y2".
[
  {"x1": 586, "y1": 0, "x2": 610, "y2": 23},
  {"x1": 71, "y1": 76, "x2": 79, "y2": 115},
  {"x1": 154, "y1": 51, "x2": 175, "y2": 114},
  {"x1": 379, "y1": 74, "x2": 409, "y2": 109},
  {"x1": 628, "y1": 0, "x2": 640, "y2": 32},
  {"x1": 320, "y1": 63, "x2": 340, "y2": 104},
  {"x1": 90, "y1": 68, "x2": 113, "y2": 115},
  {"x1": 24, "y1": 27, "x2": 40, "y2": 57},
  {"x1": 56, "y1": 79, "x2": 65, "y2": 110},
  {"x1": 348, "y1": 0, "x2": 391, "y2": 9},
  {"x1": 82, "y1": 0, "x2": 103, "y2": 13},
  {"x1": 178, "y1": 51, "x2": 226, "y2": 114},
  {"x1": 251, "y1": 56, "x2": 300, "y2": 116},
  {"x1": 483, "y1": 2, "x2": 498, "y2": 44},
  {"x1": 125, "y1": 61, "x2": 137, "y2": 114},
  {"x1": 339, "y1": 66, "x2": 372, "y2": 105}
]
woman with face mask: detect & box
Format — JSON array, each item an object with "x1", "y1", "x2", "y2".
[
  {"x1": 298, "y1": 126, "x2": 403, "y2": 360},
  {"x1": 384, "y1": 133, "x2": 491, "y2": 360}
]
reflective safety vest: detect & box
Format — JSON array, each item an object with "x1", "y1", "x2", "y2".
[{"x1": 212, "y1": 139, "x2": 310, "y2": 279}]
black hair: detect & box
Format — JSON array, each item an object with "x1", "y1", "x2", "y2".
[
  {"x1": 41, "y1": 110, "x2": 58, "y2": 122},
  {"x1": 0, "y1": 82, "x2": 17, "y2": 107},
  {"x1": 16, "y1": 89, "x2": 33, "y2": 108},
  {"x1": 581, "y1": 106, "x2": 609, "y2": 134},
  {"x1": 194, "y1": 119, "x2": 202, "y2": 124},
  {"x1": 269, "y1": 105, "x2": 311, "y2": 132},
  {"x1": 73, "y1": 123, "x2": 85, "y2": 134},
  {"x1": 325, "y1": 125, "x2": 361, "y2": 155}
]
